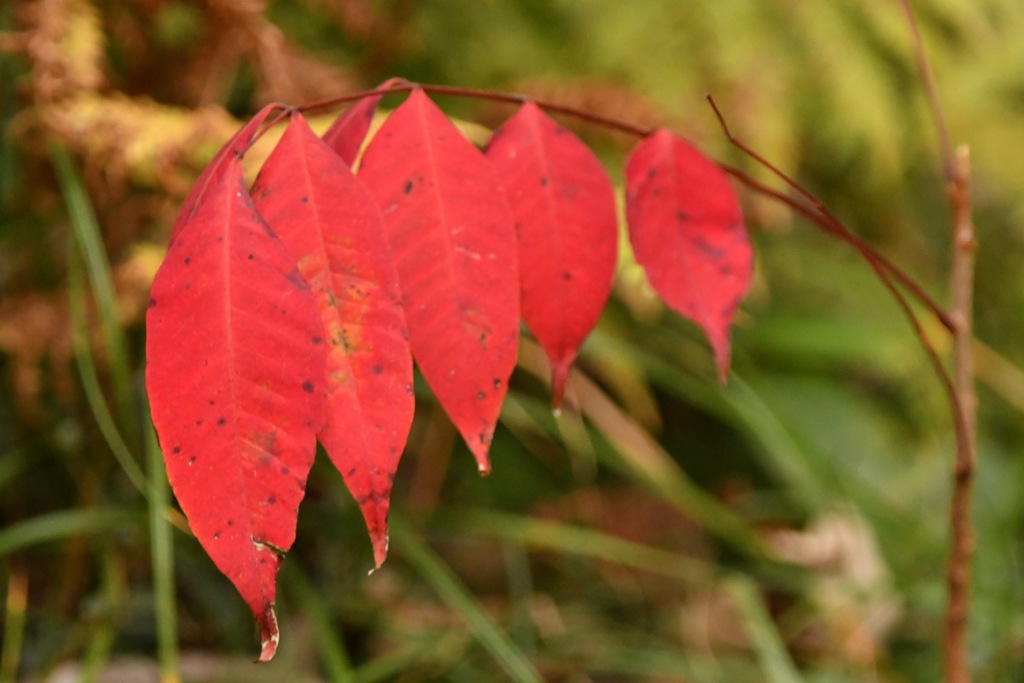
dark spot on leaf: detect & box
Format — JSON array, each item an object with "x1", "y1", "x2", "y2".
[
  {"x1": 184, "y1": 257, "x2": 191, "y2": 265},
  {"x1": 539, "y1": 176, "x2": 549, "y2": 187},
  {"x1": 554, "y1": 125, "x2": 566, "y2": 136},
  {"x1": 477, "y1": 391, "x2": 486, "y2": 400},
  {"x1": 347, "y1": 467, "x2": 357, "y2": 477},
  {"x1": 695, "y1": 237, "x2": 725, "y2": 260},
  {"x1": 302, "y1": 380, "x2": 314, "y2": 393},
  {"x1": 675, "y1": 210, "x2": 690, "y2": 222},
  {"x1": 217, "y1": 417, "x2": 227, "y2": 426},
  {"x1": 172, "y1": 446, "x2": 181, "y2": 455},
  {"x1": 562, "y1": 271, "x2": 572, "y2": 281},
  {"x1": 312, "y1": 336, "x2": 323, "y2": 345},
  {"x1": 300, "y1": 196, "x2": 309, "y2": 204},
  {"x1": 194, "y1": 419, "x2": 203, "y2": 426},
  {"x1": 646, "y1": 167, "x2": 657, "y2": 179},
  {"x1": 403, "y1": 180, "x2": 414, "y2": 194},
  {"x1": 188, "y1": 456, "x2": 196, "y2": 466},
  {"x1": 213, "y1": 531, "x2": 220, "y2": 539},
  {"x1": 280, "y1": 466, "x2": 290, "y2": 475},
  {"x1": 227, "y1": 520, "x2": 234, "y2": 526},
  {"x1": 478, "y1": 433, "x2": 487, "y2": 444},
  {"x1": 208, "y1": 399, "x2": 215, "y2": 406},
  {"x1": 285, "y1": 268, "x2": 308, "y2": 290},
  {"x1": 148, "y1": 297, "x2": 157, "y2": 308},
  {"x1": 248, "y1": 253, "x2": 254, "y2": 260},
  {"x1": 372, "y1": 365, "x2": 383, "y2": 375},
  {"x1": 266, "y1": 495, "x2": 276, "y2": 505},
  {"x1": 493, "y1": 378, "x2": 502, "y2": 389}
]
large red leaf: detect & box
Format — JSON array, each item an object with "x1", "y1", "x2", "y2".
[
  {"x1": 624, "y1": 129, "x2": 752, "y2": 380},
  {"x1": 146, "y1": 156, "x2": 327, "y2": 661},
  {"x1": 169, "y1": 104, "x2": 282, "y2": 246},
  {"x1": 322, "y1": 78, "x2": 406, "y2": 168},
  {"x1": 358, "y1": 88, "x2": 519, "y2": 473},
  {"x1": 251, "y1": 113, "x2": 413, "y2": 568},
  {"x1": 485, "y1": 102, "x2": 618, "y2": 406}
]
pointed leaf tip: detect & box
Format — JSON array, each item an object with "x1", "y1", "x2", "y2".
[
  {"x1": 323, "y1": 77, "x2": 409, "y2": 167},
  {"x1": 257, "y1": 605, "x2": 279, "y2": 662},
  {"x1": 549, "y1": 359, "x2": 572, "y2": 411},
  {"x1": 624, "y1": 129, "x2": 752, "y2": 379}
]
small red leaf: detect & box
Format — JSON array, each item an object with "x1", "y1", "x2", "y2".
[
  {"x1": 485, "y1": 102, "x2": 618, "y2": 406},
  {"x1": 252, "y1": 113, "x2": 413, "y2": 568},
  {"x1": 147, "y1": 156, "x2": 327, "y2": 658},
  {"x1": 322, "y1": 78, "x2": 406, "y2": 167},
  {"x1": 358, "y1": 88, "x2": 519, "y2": 473},
  {"x1": 170, "y1": 104, "x2": 281, "y2": 246},
  {"x1": 625, "y1": 129, "x2": 752, "y2": 380}
]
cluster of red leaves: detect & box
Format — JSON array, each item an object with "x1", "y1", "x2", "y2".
[{"x1": 145, "y1": 85, "x2": 752, "y2": 659}]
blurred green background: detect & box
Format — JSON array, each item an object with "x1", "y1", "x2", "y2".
[{"x1": 2, "y1": 0, "x2": 1024, "y2": 681}]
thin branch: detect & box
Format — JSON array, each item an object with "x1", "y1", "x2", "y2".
[
  {"x1": 707, "y1": 95, "x2": 954, "y2": 332},
  {"x1": 299, "y1": 80, "x2": 654, "y2": 138},
  {"x1": 944, "y1": 144, "x2": 977, "y2": 683},
  {"x1": 897, "y1": 0, "x2": 955, "y2": 180},
  {"x1": 719, "y1": 162, "x2": 955, "y2": 332},
  {"x1": 704, "y1": 102, "x2": 974, "y2": 626},
  {"x1": 895, "y1": 4, "x2": 977, "y2": 682}
]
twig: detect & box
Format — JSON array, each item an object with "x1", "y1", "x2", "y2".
[
  {"x1": 944, "y1": 144, "x2": 977, "y2": 683},
  {"x1": 704, "y1": 96, "x2": 960, "y2": 403},
  {"x1": 896, "y1": 2, "x2": 978, "y2": 677},
  {"x1": 298, "y1": 80, "x2": 653, "y2": 138},
  {"x1": 895, "y1": 3, "x2": 978, "y2": 681}
]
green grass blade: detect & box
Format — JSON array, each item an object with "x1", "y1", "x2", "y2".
[
  {"x1": 51, "y1": 143, "x2": 137, "y2": 445},
  {"x1": 0, "y1": 508, "x2": 140, "y2": 558},
  {"x1": 390, "y1": 516, "x2": 544, "y2": 683},
  {"x1": 437, "y1": 507, "x2": 714, "y2": 584},
  {"x1": 726, "y1": 576, "x2": 804, "y2": 683},
  {"x1": 0, "y1": 571, "x2": 27, "y2": 683},
  {"x1": 67, "y1": 239, "x2": 148, "y2": 496},
  {"x1": 77, "y1": 553, "x2": 118, "y2": 683},
  {"x1": 285, "y1": 566, "x2": 354, "y2": 683},
  {"x1": 146, "y1": 414, "x2": 180, "y2": 683}
]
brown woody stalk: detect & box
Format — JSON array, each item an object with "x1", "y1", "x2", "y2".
[{"x1": 897, "y1": 2, "x2": 978, "y2": 681}]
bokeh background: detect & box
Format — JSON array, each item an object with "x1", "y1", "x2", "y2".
[{"x1": 2, "y1": 0, "x2": 1024, "y2": 681}]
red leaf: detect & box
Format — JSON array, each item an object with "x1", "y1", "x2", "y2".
[
  {"x1": 485, "y1": 102, "x2": 618, "y2": 406},
  {"x1": 169, "y1": 104, "x2": 282, "y2": 246},
  {"x1": 358, "y1": 88, "x2": 519, "y2": 473},
  {"x1": 146, "y1": 156, "x2": 327, "y2": 661},
  {"x1": 251, "y1": 113, "x2": 413, "y2": 568},
  {"x1": 322, "y1": 78, "x2": 406, "y2": 167},
  {"x1": 625, "y1": 129, "x2": 752, "y2": 381}
]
